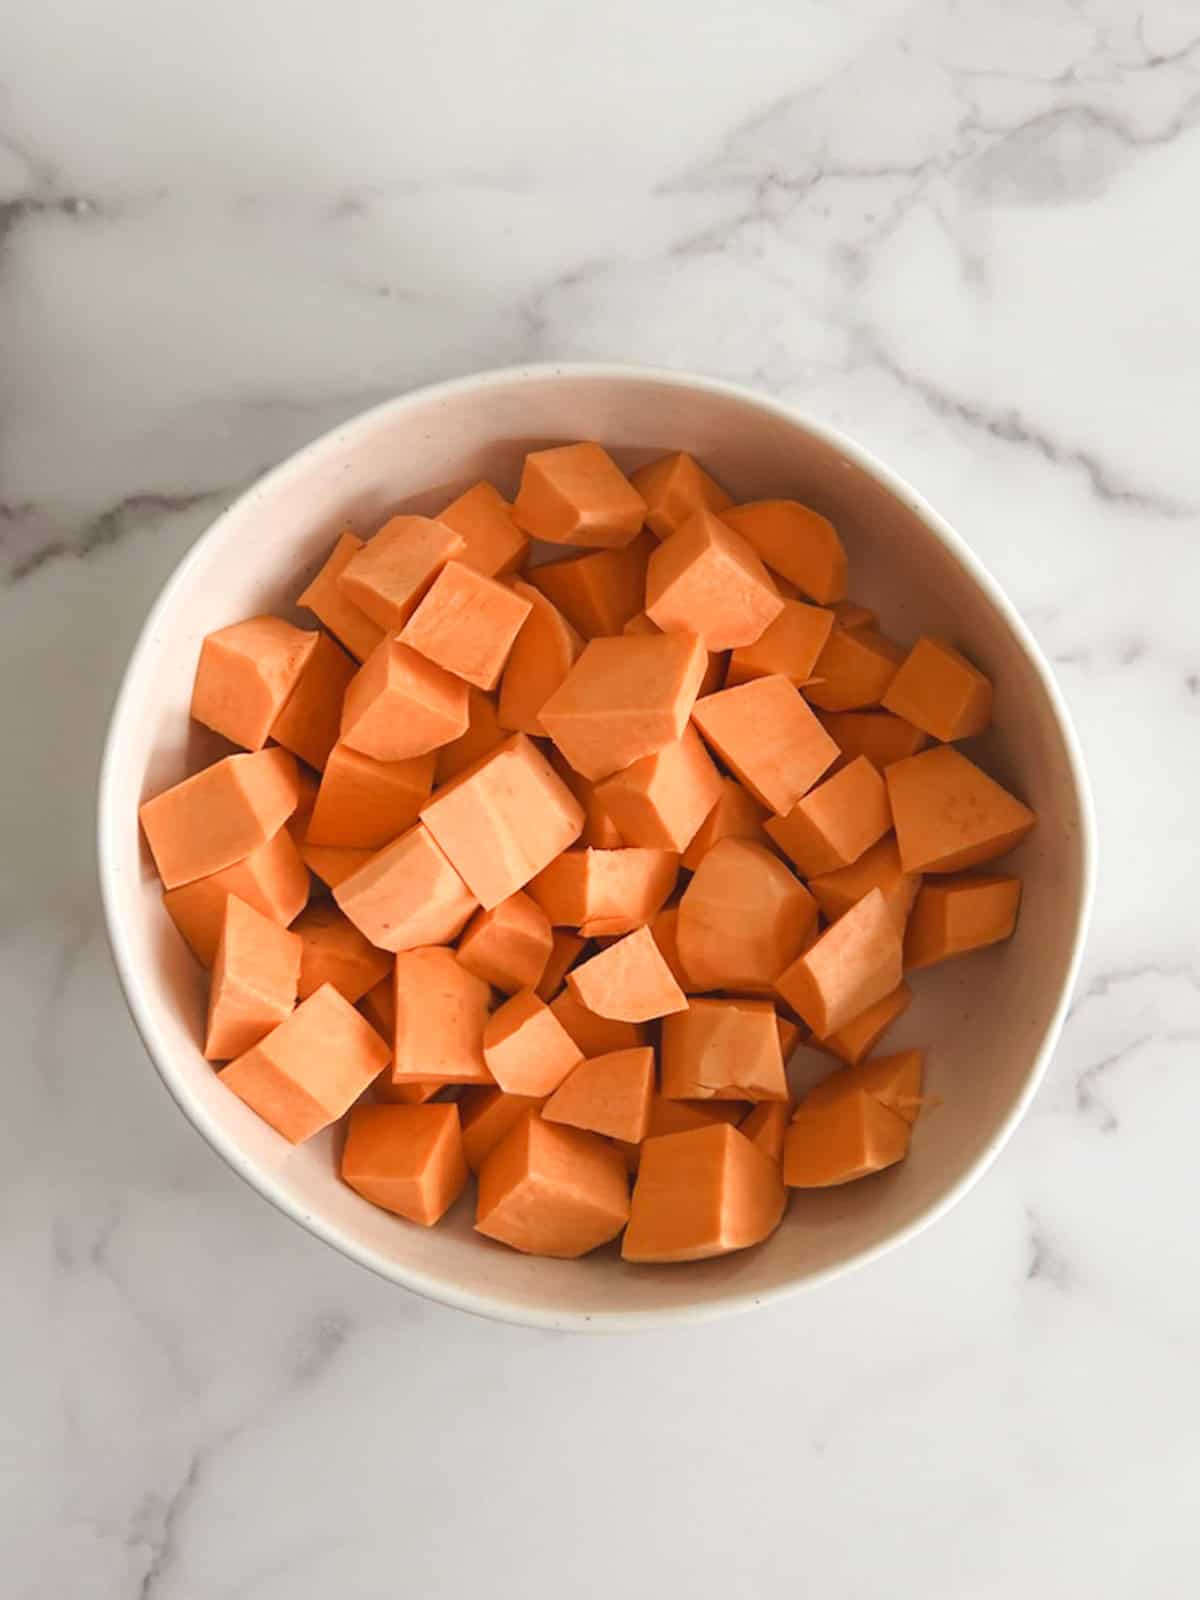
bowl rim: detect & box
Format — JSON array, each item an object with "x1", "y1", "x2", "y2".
[{"x1": 97, "y1": 360, "x2": 1098, "y2": 1332}]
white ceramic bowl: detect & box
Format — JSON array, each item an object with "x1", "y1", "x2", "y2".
[{"x1": 98, "y1": 364, "x2": 1095, "y2": 1331}]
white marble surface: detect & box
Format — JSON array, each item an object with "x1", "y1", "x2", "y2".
[{"x1": 2, "y1": 1, "x2": 1198, "y2": 1594}]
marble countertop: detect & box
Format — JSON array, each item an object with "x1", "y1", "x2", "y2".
[{"x1": 3, "y1": 1, "x2": 1198, "y2": 1595}]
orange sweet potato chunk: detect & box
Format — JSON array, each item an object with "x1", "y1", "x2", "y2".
[
  {"x1": 269, "y1": 631, "x2": 358, "y2": 772},
  {"x1": 292, "y1": 900, "x2": 391, "y2": 1004},
  {"x1": 334, "y1": 823, "x2": 478, "y2": 953},
  {"x1": 483, "y1": 988, "x2": 583, "y2": 1097},
  {"x1": 400, "y1": 561, "x2": 532, "y2": 691},
  {"x1": 497, "y1": 579, "x2": 584, "y2": 736},
  {"x1": 191, "y1": 617, "x2": 316, "y2": 752},
  {"x1": 220, "y1": 983, "x2": 389, "y2": 1143},
  {"x1": 304, "y1": 742, "x2": 433, "y2": 849},
  {"x1": 720, "y1": 500, "x2": 848, "y2": 604},
  {"x1": 593, "y1": 725, "x2": 723, "y2": 853},
  {"x1": 543, "y1": 1047, "x2": 655, "y2": 1143},
  {"x1": 536, "y1": 931, "x2": 588, "y2": 1001},
  {"x1": 645, "y1": 510, "x2": 783, "y2": 650},
  {"x1": 298, "y1": 531, "x2": 386, "y2": 662},
  {"x1": 528, "y1": 533, "x2": 654, "y2": 639},
  {"x1": 622, "y1": 1123, "x2": 785, "y2": 1262},
  {"x1": 806, "y1": 1049, "x2": 924, "y2": 1125},
  {"x1": 476, "y1": 1114, "x2": 630, "y2": 1257},
  {"x1": 540, "y1": 633, "x2": 709, "y2": 781},
  {"x1": 567, "y1": 925, "x2": 687, "y2": 1023},
  {"x1": 338, "y1": 514, "x2": 465, "y2": 631},
  {"x1": 882, "y1": 637, "x2": 992, "y2": 742},
  {"x1": 660, "y1": 997, "x2": 788, "y2": 1102},
  {"x1": 726, "y1": 599, "x2": 835, "y2": 689},
  {"x1": 162, "y1": 826, "x2": 310, "y2": 967},
  {"x1": 512, "y1": 442, "x2": 646, "y2": 550},
  {"x1": 392, "y1": 946, "x2": 492, "y2": 1084},
  {"x1": 817, "y1": 981, "x2": 912, "y2": 1066},
  {"x1": 340, "y1": 637, "x2": 469, "y2": 761},
  {"x1": 676, "y1": 838, "x2": 816, "y2": 992},
  {"x1": 805, "y1": 626, "x2": 905, "y2": 712},
  {"x1": 764, "y1": 755, "x2": 891, "y2": 877},
  {"x1": 680, "y1": 777, "x2": 770, "y2": 871},
  {"x1": 435, "y1": 687, "x2": 506, "y2": 785},
  {"x1": 739, "y1": 1100, "x2": 790, "y2": 1163},
  {"x1": 630, "y1": 451, "x2": 733, "y2": 540},
  {"x1": 341, "y1": 1102, "x2": 468, "y2": 1225},
  {"x1": 886, "y1": 746, "x2": 1036, "y2": 873},
  {"x1": 904, "y1": 873, "x2": 1021, "y2": 970},
  {"x1": 457, "y1": 891, "x2": 553, "y2": 995},
  {"x1": 299, "y1": 844, "x2": 373, "y2": 890},
  {"x1": 819, "y1": 709, "x2": 927, "y2": 772},
  {"x1": 528, "y1": 847, "x2": 678, "y2": 935},
  {"x1": 648, "y1": 906, "x2": 698, "y2": 994},
  {"x1": 691, "y1": 675, "x2": 839, "y2": 816},
  {"x1": 359, "y1": 979, "x2": 440, "y2": 1105},
  {"x1": 783, "y1": 1088, "x2": 910, "y2": 1187},
  {"x1": 420, "y1": 733, "x2": 584, "y2": 910},
  {"x1": 436, "y1": 481, "x2": 528, "y2": 578},
  {"x1": 548, "y1": 988, "x2": 648, "y2": 1057},
  {"x1": 140, "y1": 748, "x2": 299, "y2": 890},
  {"x1": 775, "y1": 887, "x2": 902, "y2": 1039},
  {"x1": 807, "y1": 835, "x2": 921, "y2": 934},
  {"x1": 458, "y1": 1086, "x2": 546, "y2": 1172},
  {"x1": 203, "y1": 895, "x2": 301, "y2": 1061}
]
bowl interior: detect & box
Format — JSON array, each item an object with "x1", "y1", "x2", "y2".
[{"x1": 100, "y1": 368, "x2": 1091, "y2": 1328}]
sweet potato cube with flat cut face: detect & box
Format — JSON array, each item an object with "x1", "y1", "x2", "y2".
[
  {"x1": 886, "y1": 746, "x2": 1036, "y2": 874},
  {"x1": 298, "y1": 531, "x2": 386, "y2": 662},
  {"x1": 539, "y1": 633, "x2": 709, "y2": 782},
  {"x1": 882, "y1": 637, "x2": 992, "y2": 742},
  {"x1": 807, "y1": 835, "x2": 921, "y2": 935},
  {"x1": 566, "y1": 925, "x2": 687, "y2": 1024},
  {"x1": 139, "y1": 748, "x2": 299, "y2": 890},
  {"x1": 203, "y1": 895, "x2": 301, "y2": 1061},
  {"x1": 482, "y1": 988, "x2": 583, "y2": 1097},
  {"x1": 816, "y1": 982, "x2": 912, "y2": 1066},
  {"x1": 548, "y1": 989, "x2": 648, "y2": 1057},
  {"x1": 392, "y1": 947, "x2": 492, "y2": 1085},
  {"x1": 436, "y1": 481, "x2": 528, "y2": 578},
  {"x1": 783, "y1": 1088, "x2": 911, "y2": 1187},
  {"x1": 680, "y1": 778, "x2": 770, "y2": 871},
  {"x1": 776, "y1": 888, "x2": 902, "y2": 1039},
  {"x1": 476, "y1": 1115, "x2": 630, "y2": 1258},
  {"x1": 820, "y1": 710, "x2": 928, "y2": 772},
  {"x1": 528, "y1": 846, "x2": 678, "y2": 937},
  {"x1": 645, "y1": 510, "x2": 784, "y2": 651},
  {"x1": 593, "y1": 726, "x2": 723, "y2": 854},
  {"x1": 337, "y1": 514, "x2": 465, "y2": 632},
  {"x1": 622, "y1": 1123, "x2": 785, "y2": 1262},
  {"x1": 340, "y1": 637, "x2": 469, "y2": 762},
  {"x1": 512, "y1": 442, "x2": 646, "y2": 549},
  {"x1": 726, "y1": 599, "x2": 835, "y2": 689},
  {"x1": 268, "y1": 631, "x2": 357, "y2": 772},
  {"x1": 630, "y1": 451, "x2": 733, "y2": 540},
  {"x1": 420, "y1": 734, "x2": 584, "y2": 911},
  {"x1": 543, "y1": 1047, "x2": 655, "y2": 1144},
  {"x1": 191, "y1": 616, "x2": 317, "y2": 752},
  {"x1": 162, "y1": 826, "x2": 310, "y2": 967},
  {"x1": 677, "y1": 838, "x2": 816, "y2": 993},
  {"x1": 904, "y1": 873, "x2": 1022, "y2": 970},
  {"x1": 691, "y1": 675, "x2": 839, "y2": 816},
  {"x1": 291, "y1": 901, "x2": 391, "y2": 1004},
  {"x1": 456, "y1": 892, "x2": 553, "y2": 995},
  {"x1": 305, "y1": 742, "x2": 433, "y2": 850},
  {"x1": 720, "y1": 500, "x2": 848, "y2": 604},
  {"x1": 220, "y1": 983, "x2": 389, "y2": 1144},
  {"x1": 341, "y1": 1103, "x2": 468, "y2": 1226},
  {"x1": 806, "y1": 1049, "x2": 924, "y2": 1126},
  {"x1": 805, "y1": 627, "x2": 905, "y2": 712},
  {"x1": 357, "y1": 982, "x2": 438, "y2": 1107},
  {"x1": 660, "y1": 997, "x2": 788, "y2": 1102},
  {"x1": 400, "y1": 561, "x2": 532, "y2": 691},
  {"x1": 764, "y1": 756, "x2": 891, "y2": 878},
  {"x1": 497, "y1": 580, "x2": 584, "y2": 737},
  {"x1": 527, "y1": 534, "x2": 654, "y2": 640},
  {"x1": 334, "y1": 823, "x2": 477, "y2": 953},
  {"x1": 458, "y1": 1086, "x2": 546, "y2": 1173}
]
